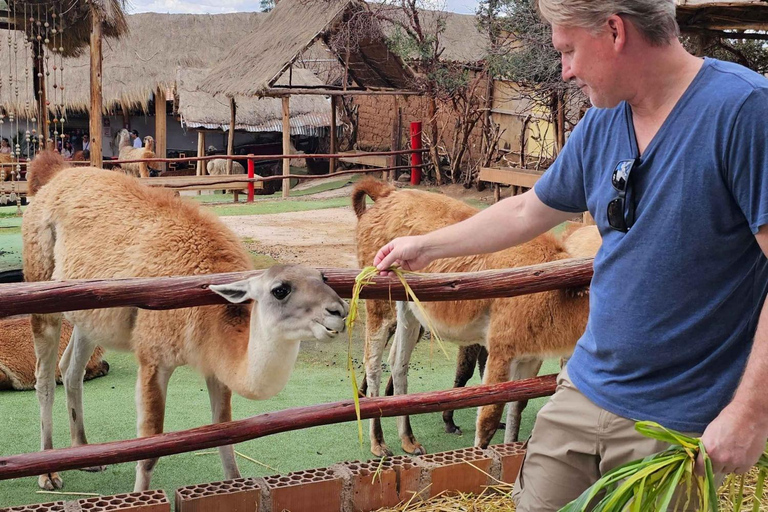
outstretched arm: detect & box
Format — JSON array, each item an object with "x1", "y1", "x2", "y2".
[{"x1": 374, "y1": 189, "x2": 577, "y2": 272}]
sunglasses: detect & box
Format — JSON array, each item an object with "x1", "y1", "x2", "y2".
[{"x1": 607, "y1": 158, "x2": 639, "y2": 232}]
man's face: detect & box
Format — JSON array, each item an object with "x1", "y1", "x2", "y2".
[{"x1": 552, "y1": 22, "x2": 622, "y2": 108}]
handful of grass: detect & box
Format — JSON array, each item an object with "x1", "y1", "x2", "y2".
[
  {"x1": 345, "y1": 266, "x2": 449, "y2": 445},
  {"x1": 560, "y1": 421, "x2": 768, "y2": 512}
]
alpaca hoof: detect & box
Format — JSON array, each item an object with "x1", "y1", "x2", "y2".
[
  {"x1": 80, "y1": 465, "x2": 107, "y2": 472},
  {"x1": 38, "y1": 473, "x2": 63, "y2": 490},
  {"x1": 444, "y1": 423, "x2": 463, "y2": 435},
  {"x1": 403, "y1": 442, "x2": 426, "y2": 455},
  {"x1": 372, "y1": 443, "x2": 393, "y2": 458}
]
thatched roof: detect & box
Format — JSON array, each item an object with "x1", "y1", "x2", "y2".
[
  {"x1": 0, "y1": 12, "x2": 265, "y2": 114},
  {"x1": 201, "y1": 0, "x2": 416, "y2": 98},
  {"x1": 676, "y1": 0, "x2": 768, "y2": 31},
  {"x1": 2, "y1": 0, "x2": 128, "y2": 57},
  {"x1": 177, "y1": 68, "x2": 332, "y2": 135}
]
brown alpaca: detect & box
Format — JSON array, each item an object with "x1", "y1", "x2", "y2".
[
  {"x1": 116, "y1": 129, "x2": 154, "y2": 178},
  {"x1": 23, "y1": 151, "x2": 348, "y2": 492},
  {"x1": 0, "y1": 318, "x2": 109, "y2": 391},
  {"x1": 353, "y1": 178, "x2": 600, "y2": 455}
]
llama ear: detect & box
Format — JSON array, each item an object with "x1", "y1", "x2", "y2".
[{"x1": 210, "y1": 279, "x2": 254, "y2": 304}]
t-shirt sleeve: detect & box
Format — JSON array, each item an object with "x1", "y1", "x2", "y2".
[
  {"x1": 533, "y1": 111, "x2": 589, "y2": 213},
  {"x1": 725, "y1": 87, "x2": 768, "y2": 234}
]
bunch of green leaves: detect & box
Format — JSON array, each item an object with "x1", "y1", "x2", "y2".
[{"x1": 560, "y1": 421, "x2": 768, "y2": 512}]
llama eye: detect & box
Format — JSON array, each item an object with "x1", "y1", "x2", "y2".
[{"x1": 271, "y1": 284, "x2": 291, "y2": 300}]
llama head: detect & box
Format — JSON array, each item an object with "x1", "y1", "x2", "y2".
[{"x1": 211, "y1": 264, "x2": 348, "y2": 343}]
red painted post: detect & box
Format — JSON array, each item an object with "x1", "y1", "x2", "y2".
[
  {"x1": 410, "y1": 121, "x2": 422, "y2": 186},
  {"x1": 411, "y1": 121, "x2": 421, "y2": 185},
  {"x1": 247, "y1": 154, "x2": 255, "y2": 203}
]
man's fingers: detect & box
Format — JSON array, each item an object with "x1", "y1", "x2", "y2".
[{"x1": 694, "y1": 453, "x2": 707, "y2": 477}]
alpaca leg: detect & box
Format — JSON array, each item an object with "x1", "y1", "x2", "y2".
[
  {"x1": 474, "y1": 348, "x2": 516, "y2": 448},
  {"x1": 206, "y1": 376, "x2": 241, "y2": 480},
  {"x1": 134, "y1": 364, "x2": 172, "y2": 492},
  {"x1": 61, "y1": 326, "x2": 105, "y2": 471},
  {"x1": 365, "y1": 300, "x2": 396, "y2": 457},
  {"x1": 392, "y1": 302, "x2": 424, "y2": 455},
  {"x1": 443, "y1": 344, "x2": 482, "y2": 434},
  {"x1": 504, "y1": 356, "x2": 543, "y2": 443},
  {"x1": 32, "y1": 313, "x2": 63, "y2": 490}
]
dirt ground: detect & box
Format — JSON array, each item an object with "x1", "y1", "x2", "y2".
[{"x1": 219, "y1": 179, "x2": 502, "y2": 268}]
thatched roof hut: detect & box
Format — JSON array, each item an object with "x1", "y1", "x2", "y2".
[
  {"x1": 177, "y1": 68, "x2": 332, "y2": 135},
  {"x1": 1, "y1": 0, "x2": 128, "y2": 57},
  {"x1": 201, "y1": 0, "x2": 417, "y2": 98},
  {"x1": 0, "y1": 12, "x2": 265, "y2": 115}
]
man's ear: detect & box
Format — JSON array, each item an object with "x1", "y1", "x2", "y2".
[{"x1": 210, "y1": 278, "x2": 255, "y2": 304}]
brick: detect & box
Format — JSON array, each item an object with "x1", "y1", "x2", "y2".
[
  {"x1": 265, "y1": 467, "x2": 343, "y2": 512},
  {"x1": 75, "y1": 490, "x2": 170, "y2": 511},
  {"x1": 1, "y1": 502, "x2": 66, "y2": 511},
  {"x1": 420, "y1": 447, "x2": 493, "y2": 498},
  {"x1": 175, "y1": 477, "x2": 261, "y2": 512},
  {"x1": 490, "y1": 443, "x2": 526, "y2": 484}
]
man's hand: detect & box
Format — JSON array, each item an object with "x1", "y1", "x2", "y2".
[
  {"x1": 696, "y1": 401, "x2": 768, "y2": 475},
  {"x1": 374, "y1": 236, "x2": 434, "y2": 275}
]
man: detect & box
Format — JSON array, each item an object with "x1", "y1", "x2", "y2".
[
  {"x1": 374, "y1": 1, "x2": 768, "y2": 510},
  {"x1": 81, "y1": 134, "x2": 90, "y2": 152},
  {"x1": 130, "y1": 129, "x2": 142, "y2": 149}
]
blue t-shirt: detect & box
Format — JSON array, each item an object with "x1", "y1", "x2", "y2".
[{"x1": 535, "y1": 58, "x2": 768, "y2": 432}]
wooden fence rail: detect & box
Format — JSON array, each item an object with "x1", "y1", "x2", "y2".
[
  {"x1": 0, "y1": 259, "x2": 594, "y2": 318},
  {"x1": 0, "y1": 374, "x2": 557, "y2": 480},
  {"x1": 0, "y1": 148, "x2": 429, "y2": 167}
]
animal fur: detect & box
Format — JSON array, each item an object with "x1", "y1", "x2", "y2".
[
  {"x1": 23, "y1": 150, "x2": 347, "y2": 492},
  {"x1": 116, "y1": 129, "x2": 155, "y2": 178},
  {"x1": 353, "y1": 178, "x2": 601, "y2": 455},
  {"x1": 206, "y1": 159, "x2": 245, "y2": 176},
  {"x1": 0, "y1": 318, "x2": 109, "y2": 391}
]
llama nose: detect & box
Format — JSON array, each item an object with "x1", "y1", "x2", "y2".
[{"x1": 327, "y1": 305, "x2": 344, "y2": 317}]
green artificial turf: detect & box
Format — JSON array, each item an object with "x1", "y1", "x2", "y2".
[{"x1": 0, "y1": 327, "x2": 558, "y2": 507}]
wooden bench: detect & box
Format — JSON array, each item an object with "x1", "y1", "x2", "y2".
[{"x1": 478, "y1": 167, "x2": 544, "y2": 202}]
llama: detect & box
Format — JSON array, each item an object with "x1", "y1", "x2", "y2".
[
  {"x1": 206, "y1": 158, "x2": 246, "y2": 176},
  {"x1": 353, "y1": 178, "x2": 600, "y2": 455},
  {"x1": 0, "y1": 317, "x2": 109, "y2": 391},
  {"x1": 23, "y1": 151, "x2": 348, "y2": 491},
  {"x1": 116, "y1": 128, "x2": 154, "y2": 178}
]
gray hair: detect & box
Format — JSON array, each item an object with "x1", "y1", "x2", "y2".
[{"x1": 537, "y1": 0, "x2": 679, "y2": 46}]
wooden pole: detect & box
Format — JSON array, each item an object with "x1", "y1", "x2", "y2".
[
  {"x1": 0, "y1": 374, "x2": 556, "y2": 480},
  {"x1": 282, "y1": 96, "x2": 291, "y2": 198},
  {"x1": 329, "y1": 96, "x2": 337, "y2": 174},
  {"x1": 196, "y1": 131, "x2": 205, "y2": 176},
  {"x1": 155, "y1": 87, "x2": 167, "y2": 172},
  {"x1": 88, "y1": 8, "x2": 102, "y2": 166},
  {"x1": 389, "y1": 95, "x2": 400, "y2": 182},
  {"x1": 227, "y1": 98, "x2": 236, "y2": 175},
  {"x1": 0, "y1": 258, "x2": 594, "y2": 318}
]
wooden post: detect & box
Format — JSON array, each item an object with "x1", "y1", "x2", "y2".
[
  {"x1": 89, "y1": 8, "x2": 102, "y2": 166},
  {"x1": 388, "y1": 95, "x2": 400, "y2": 182},
  {"x1": 282, "y1": 96, "x2": 290, "y2": 198},
  {"x1": 427, "y1": 96, "x2": 441, "y2": 185},
  {"x1": 227, "y1": 98, "x2": 236, "y2": 175},
  {"x1": 196, "y1": 131, "x2": 205, "y2": 176},
  {"x1": 329, "y1": 96, "x2": 337, "y2": 174},
  {"x1": 556, "y1": 92, "x2": 566, "y2": 154},
  {"x1": 155, "y1": 87, "x2": 167, "y2": 172}
]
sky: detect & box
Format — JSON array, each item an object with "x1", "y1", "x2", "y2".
[{"x1": 126, "y1": 0, "x2": 479, "y2": 16}]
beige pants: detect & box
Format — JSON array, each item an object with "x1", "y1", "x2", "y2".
[{"x1": 512, "y1": 367, "x2": 703, "y2": 512}]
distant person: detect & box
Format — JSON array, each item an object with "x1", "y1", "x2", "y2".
[
  {"x1": 130, "y1": 129, "x2": 142, "y2": 149},
  {"x1": 0, "y1": 138, "x2": 10, "y2": 154},
  {"x1": 61, "y1": 142, "x2": 73, "y2": 159},
  {"x1": 82, "y1": 134, "x2": 91, "y2": 152}
]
